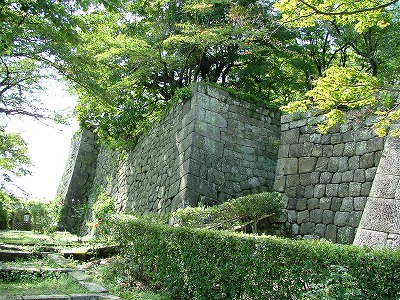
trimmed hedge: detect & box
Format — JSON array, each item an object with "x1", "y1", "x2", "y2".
[{"x1": 98, "y1": 215, "x2": 400, "y2": 300}]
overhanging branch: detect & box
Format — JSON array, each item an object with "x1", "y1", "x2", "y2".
[{"x1": 299, "y1": 0, "x2": 399, "y2": 16}]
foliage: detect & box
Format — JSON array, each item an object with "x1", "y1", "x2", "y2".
[
  {"x1": 172, "y1": 192, "x2": 284, "y2": 232},
  {"x1": 0, "y1": 191, "x2": 24, "y2": 229},
  {"x1": 275, "y1": 0, "x2": 396, "y2": 33},
  {"x1": 26, "y1": 198, "x2": 62, "y2": 234},
  {"x1": 282, "y1": 66, "x2": 381, "y2": 133},
  {"x1": 70, "y1": 0, "x2": 301, "y2": 147},
  {"x1": 0, "y1": 127, "x2": 31, "y2": 195},
  {"x1": 96, "y1": 216, "x2": 400, "y2": 300},
  {"x1": 301, "y1": 265, "x2": 363, "y2": 299},
  {"x1": 88, "y1": 257, "x2": 167, "y2": 299}
]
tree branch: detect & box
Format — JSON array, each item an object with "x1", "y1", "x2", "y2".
[{"x1": 299, "y1": 0, "x2": 399, "y2": 16}]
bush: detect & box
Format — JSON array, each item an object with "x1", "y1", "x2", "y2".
[
  {"x1": 97, "y1": 215, "x2": 400, "y2": 300},
  {"x1": 171, "y1": 192, "x2": 284, "y2": 232},
  {"x1": 26, "y1": 198, "x2": 62, "y2": 234}
]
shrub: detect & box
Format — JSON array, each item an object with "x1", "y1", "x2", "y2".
[
  {"x1": 172, "y1": 192, "x2": 284, "y2": 233},
  {"x1": 97, "y1": 215, "x2": 400, "y2": 300},
  {"x1": 26, "y1": 198, "x2": 62, "y2": 234}
]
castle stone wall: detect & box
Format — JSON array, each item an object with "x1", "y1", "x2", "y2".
[
  {"x1": 57, "y1": 129, "x2": 98, "y2": 231},
  {"x1": 354, "y1": 124, "x2": 400, "y2": 248},
  {"x1": 59, "y1": 84, "x2": 281, "y2": 219},
  {"x1": 274, "y1": 113, "x2": 385, "y2": 244}
]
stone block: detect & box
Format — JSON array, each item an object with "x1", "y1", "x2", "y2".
[
  {"x1": 331, "y1": 172, "x2": 342, "y2": 183},
  {"x1": 300, "y1": 173, "x2": 311, "y2": 186},
  {"x1": 276, "y1": 158, "x2": 298, "y2": 175},
  {"x1": 358, "y1": 198, "x2": 400, "y2": 233},
  {"x1": 353, "y1": 169, "x2": 366, "y2": 183},
  {"x1": 287, "y1": 210, "x2": 297, "y2": 223},
  {"x1": 326, "y1": 184, "x2": 339, "y2": 197},
  {"x1": 354, "y1": 196, "x2": 367, "y2": 211},
  {"x1": 355, "y1": 141, "x2": 368, "y2": 155},
  {"x1": 307, "y1": 198, "x2": 320, "y2": 210},
  {"x1": 343, "y1": 142, "x2": 356, "y2": 156},
  {"x1": 315, "y1": 157, "x2": 329, "y2": 171},
  {"x1": 337, "y1": 226, "x2": 355, "y2": 244},
  {"x1": 286, "y1": 174, "x2": 300, "y2": 187},
  {"x1": 289, "y1": 144, "x2": 305, "y2": 157},
  {"x1": 338, "y1": 183, "x2": 349, "y2": 197},
  {"x1": 327, "y1": 157, "x2": 340, "y2": 172},
  {"x1": 296, "y1": 198, "x2": 308, "y2": 210},
  {"x1": 359, "y1": 153, "x2": 374, "y2": 169},
  {"x1": 320, "y1": 172, "x2": 333, "y2": 184},
  {"x1": 298, "y1": 157, "x2": 317, "y2": 173},
  {"x1": 290, "y1": 223, "x2": 300, "y2": 235},
  {"x1": 304, "y1": 186, "x2": 315, "y2": 198},
  {"x1": 361, "y1": 182, "x2": 372, "y2": 196},
  {"x1": 322, "y1": 145, "x2": 334, "y2": 157},
  {"x1": 353, "y1": 228, "x2": 388, "y2": 247},
  {"x1": 323, "y1": 210, "x2": 334, "y2": 224},
  {"x1": 300, "y1": 222, "x2": 315, "y2": 235},
  {"x1": 320, "y1": 197, "x2": 331, "y2": 210},
  {"x1": 365, "y1": 167, "x2": 377, "y2": 181},
  {"x1": 333, "y1": 143, "x2": 344, "y2": 156},
  {"x1": 377, "y1": 149, "x2": 400, "y2": 175},
  {"x1": 341, "y1": 197, "x2": 354, "y2": 212},
  {"x1": 349, "y1": 182, "x2": 362, "y2": 197},
  {"x1": 386, "y1": 233, "x2": 400, "y2": 249},
  {"x1": 348, "y1": 156, "x2": 360, "y2": 170},
  {"x1": 334, "y1": 212, "x2": 350, "y2": 227},
  {"x1": 341, "y1": 170, "x2": 354, "y2": 183},
  {"x1": 297, "y1": 210, "x2": 309, "y2": 223},
  {"x1": 370, "y1": 174, "x2": 399, "y2": 198},
  {"x1": 314, "y1": 184, "x2": 326, "y2": 198},
  {"x1": 315, "y1": 224, "x2": 326, "y2": 237},
  {"x1": 310, "y1": 209, "x2": 323, "y2": 223},
  {"x1": 325, "y1": 224, "x2": 337, "y2": 242},
  {"x1": 274, "y1": 175, "x2": 286, "y2": 192},
  {"x1": 205, "y1": 110, "x2": 227, "y2": 128},
  {"x1": 281, "y1": 128, "x2": 300, "y2": 144},
  {"x1": 311, "y1": 144, "x2": 323, "y2": 157},
  {"x1": 310, "y1": 172, "x2": 320, "y2": 184},
  {"x1": 349, "y1": 211, "x2": 363, "y2": 227}
]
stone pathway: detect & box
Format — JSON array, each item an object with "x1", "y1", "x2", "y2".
[{"x1": 0, "y1": 250, "x2": 122, "y2": 300}]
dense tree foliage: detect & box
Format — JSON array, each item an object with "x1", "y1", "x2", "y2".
[
  {"x1": 66, "y1": 0, "x2": 400, "y2": 146},
  {"x1": 0, "y1": 0, "x2": 121, "y2": 194}
]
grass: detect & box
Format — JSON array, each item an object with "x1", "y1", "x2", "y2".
[
  {"x1": 0, "y1": 230, "x2": 91, "y2": 246},
  {"x1": 0, "y1": 272, "x2": 88, "y2": 297},
  {"x1": 0, "y1": 230, "x2": 163, "y2": 299}
]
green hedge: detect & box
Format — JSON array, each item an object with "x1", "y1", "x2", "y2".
[{"x1": 98, "y1": 215, "x2": 400, "y2": 300}]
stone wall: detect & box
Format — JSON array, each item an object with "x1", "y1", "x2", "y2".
[
  {"x1": 354, "y1": 124, "x2": 400, "y2": 248},
  {"x1": 274, "y1": 113, "x2": 385, "y2": 244},
  {"x1": 57, "y1": 129, "x2": 98, "y2": 231},
  {"x1": 59, "y1": 83, "x2": 281, "y2": 220}
]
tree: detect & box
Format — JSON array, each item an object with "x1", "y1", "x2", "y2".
[
  {"x1": 276, "y1": 1, "x2": 400, "y2": 135},
  {"x1": 70, "y1": 0, "x2": 303, "y2": 146},
  {"x1": 0, "y1": 0, "x2": 121, "y2": 193},
  {"x1": 0, "y1": 126, "x2": 31, "y2": 195}
]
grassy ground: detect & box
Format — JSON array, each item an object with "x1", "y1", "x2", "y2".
[
  {"x1": 0, "y1": 230, "x2": 167, "y2": 300},
  {"x1": 0, "y1": 272, "x2": 88, "y2": 297},
  {"x1": 0, "y1": 230, "x2": 91, "y2": 246}
]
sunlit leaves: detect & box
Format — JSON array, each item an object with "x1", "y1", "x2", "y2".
[
  {"x1": 275, "y1": 0, "x2": 396, "y2": 33},
  {"x1": 283, "y1": 66, "x2": 381, "y2": 133}
]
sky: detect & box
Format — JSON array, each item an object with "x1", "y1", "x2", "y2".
[{"x1": 5, "y1": 79, "x2": 79, "y2": 202}]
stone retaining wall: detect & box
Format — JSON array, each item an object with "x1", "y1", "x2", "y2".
[
  {"x1": 59, "y1": 84, "x2": 281, "y2": 220},
  {"x1": 57, "y1": 130, "x2": 98, "y2": 231},
  {"x1": 274, "y1": 113, "x2": 385, "y2": 243},
  {"x1": 354, "y1": 124, "x2": 400, "y2": 248}
]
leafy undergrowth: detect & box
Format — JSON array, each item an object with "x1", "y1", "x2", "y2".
[
  {"x1": 84, "y1": 257, "x2": 167, "y2": 300},
  {"x1": 0, "y1": 272, "x2": 88, "y2": 296}
]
